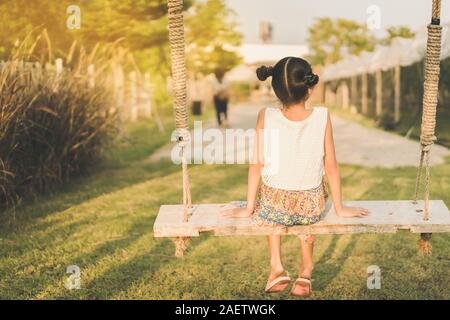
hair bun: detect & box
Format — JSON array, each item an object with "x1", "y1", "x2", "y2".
[
  {"x1": 256, "y1": 65, "x2": 273, "y2": 81},
  {"x1": 305, "y1": 73, "x2": 319, "y2": 87}
]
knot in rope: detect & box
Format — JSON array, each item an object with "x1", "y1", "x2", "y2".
[{"x1": 176, "y1": 128, "x2": 191, "y2": 148}]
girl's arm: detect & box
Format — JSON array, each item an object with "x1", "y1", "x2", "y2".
[
  {"x1": 221, "y1": 109, "x2": 265, "y2": 218},
  {"x1": 324, "y1": 112, "x2": 369, "y2": 218},
  {"x1": 245, "y1": 108, "x2": 266, "y2": 213}
]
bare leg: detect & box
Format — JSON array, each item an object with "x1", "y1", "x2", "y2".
[
  {"x1": 291, "y1": 235, "x2": 315, "y2": 296},
  {"x1": 266, "y1": 235, "x2": 286, "y2": 291},
  {"x1": 299, "y1": 236, "x2": 314, "y2": 278}
]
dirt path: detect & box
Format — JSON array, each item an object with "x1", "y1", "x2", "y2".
[{"x1": 149, "y1": 100, "x2": 450, "y2": 167}]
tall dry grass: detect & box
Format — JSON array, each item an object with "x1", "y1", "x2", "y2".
[{"x1": 0, "y1": 35, "x2": 121, "y2": 210}]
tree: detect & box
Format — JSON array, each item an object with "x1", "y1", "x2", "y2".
[
  {"x1": 0, "y1": 0, "x2": 193, "y2": 62},
  {"x1": 307, "y1": 18, "x2": 376, "y2": 66},
  {"x1": 0, "y1": 0, "x2": 75, "y2": 59},
  {"x1": 381, "y1": 26, "x2": 415, "y2": 45},
  {"x1": 0, "y1": 0, "x2": 240, "y2": 74},
  {"x1": 0, "y1": 0, "x2": 241, "y2": 107},
  {"x1": 79, "y1": 0, "x2": 192, "y2": 51},
  {"x1": 185, "y1": 0, "x2": 242, "y2": 75}
]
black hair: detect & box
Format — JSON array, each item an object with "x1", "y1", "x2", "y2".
[
  {"x1": 256, "y1": 57, "x2": 319, "y2": 106},
  {"x1": 214, "y1": 68, "x2": 226, "y2": 82}
]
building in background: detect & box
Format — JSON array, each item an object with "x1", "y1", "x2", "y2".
[{"x1": 259, "y1": 21, "x2": 273, "y2": 44}]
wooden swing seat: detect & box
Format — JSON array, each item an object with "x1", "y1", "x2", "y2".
[{"x1": 154, "y1": 200, "x2": 450, "y2": 238}]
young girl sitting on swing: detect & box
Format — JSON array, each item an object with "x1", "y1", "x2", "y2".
[{"x1": 222, "y1": 57, "x2": 369, "y2": 297}]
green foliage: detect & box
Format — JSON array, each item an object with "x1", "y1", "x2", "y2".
[
  {"x1": 231, "y1": 82, "x2": 251, "y2": 102},
  {"x1": 308, "y1": 18, "x2": 376, "y2": 66},
  {"x1": 0, "y1": 0, "x2": 181, "y2": 63},
  {"x1": 0, "y1": 0, "x2": 240, "y2": 73},
  {"x1": 385, "y1": 26, "x2": 415, "y2": 40},
  {"x1": 0, "y1": 0, "x2": 242, "y2": 113},
  {"x1": 78, "y1": 0, "x2": 184, "y2": 51},
  {"x1": 0, "y1": 0, "x2": 75, "y2": 59},
  {"x1": 186, "y1": 0, "x2": 242, "y2": 75},
  {"x1": 381, "y1": 25, "x2": 415, "y2": 45},
  {"x1": 308, "y1": 19, "x2": 418, "y2": 66}
]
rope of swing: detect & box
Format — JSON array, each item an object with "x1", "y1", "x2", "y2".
[
  {"x1": 414, "y1": 0, "x2": 442, "y2": 254},
  {"x1": 168, "y1": 0, "x2": 192, "y2": 223}
]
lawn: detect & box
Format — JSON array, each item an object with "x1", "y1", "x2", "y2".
[{"x1": 0, "y1": 119, "x2": 449, "y2": 300}]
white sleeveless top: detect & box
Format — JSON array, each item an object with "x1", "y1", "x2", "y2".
[{"x1": 261, "y1": 106, "x2": 328, "y2": 191}]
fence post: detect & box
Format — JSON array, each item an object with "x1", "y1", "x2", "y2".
[
  {"x1": 375, "y1": 69, "x2": 383, "y2": 117},
  {"x1": 114, "y1": 65, "x2": 125, "y2": 118},
  {"x1": 143, "y1": 72, "x2": 153, "y2": 118},
  {"x1": 55, "y1": 58, "x2": 63, "y2": 75},
  {"x1": 32, "y1": 62, "x2": 42, "y2": 83},
  {"x1": 350, "y1": 75, "x2": 358, "y2": 113},
  {"x1": 45, "y1": 62, "x2": 53, "y2": 73},
  {"x1": 342, "y1": 81, "x2": 350, "y2": 110},
  {"x1": 87, "y1": 64, "x2": 95, "y2": 89},
  {"x1": 324, "y1": 82, "x2": 329, "y2": 105},
  {"x1": 54, "y1": 58, "x2": 63, "y2": 92},
  {"x1": 336, "y1": 82, "x2": 342, "y2": 108},
  {"x1": 361, "y1": 73, "x2": 368, "y2": 115},
  {"x1": 324, "y1": 82, "x2": 335, "y2": 107},
  {"x1": 394, "y1": 65, "x2": 401, "y2": 123},
  {"x1": 129, "y1": 71, "x2": 138, "y2": 122},
  {"x1": 330, "y1": 85, "x2": 336, "y2": 107}
]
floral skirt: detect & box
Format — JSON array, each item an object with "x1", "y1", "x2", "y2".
[{"x1": 253, "y1": 180, "x2": 328, "y2": 240}]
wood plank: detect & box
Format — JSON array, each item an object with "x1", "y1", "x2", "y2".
[{"x1": 153, "y1": 200, "x2": 450, "y2": 237}]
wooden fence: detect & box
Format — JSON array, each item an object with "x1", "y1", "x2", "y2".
[
  {"x1": 323, "y1": 57, "x2": 450, "y2": 126},
  {"x1": 0, "y1": 59, "x2": 154, "y2": 122}
]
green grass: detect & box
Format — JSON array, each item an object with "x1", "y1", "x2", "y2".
[{"x1": 0, "y1": 119, "x2": 449, "y2": 300}]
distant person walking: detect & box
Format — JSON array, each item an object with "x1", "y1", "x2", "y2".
[
  {"x1": 212, "y1": 69, "x2": 230, "y2": 127},
  {"x1": 189, "y1": 74, "x2": 203, "y2": 115}
]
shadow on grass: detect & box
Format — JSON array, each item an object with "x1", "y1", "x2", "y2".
[
  {"x1": 0, "y1": 160, "x2": 179, "y2": 233},
  {"x1": 54, "y1": 236, "x2": 207, "y2": 299},
  {"x1": 360, "y1": 174, "x2": 404, "y2": 200},
  {"x1": 313, "y1": 234, "x2": 358, "y2": 292},
  {"x1": 59, "y1": 241, "x2": 174, "y2": 299},
  {"x1": 76, "y1": 236, "x2": 210, "y2": 299},
  {"x1": 49, "y1": 220, "x2": 166, "y2": 298}
]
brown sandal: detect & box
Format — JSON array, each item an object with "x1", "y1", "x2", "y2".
[
  {"x1": 290, "y1": 277, "x2": 312, "y2": 297},
  {"x1": 265, "y1": 275, "x2": 291, "y2": 294}
]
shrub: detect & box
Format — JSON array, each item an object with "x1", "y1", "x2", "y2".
[
  {"x1": 0, "y1": 60, "x2": 117, "y2": 208},
  {"x1": 377, "y1": 111, "x2": 397, "y2": 131}
]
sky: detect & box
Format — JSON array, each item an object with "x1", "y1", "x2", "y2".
[{"x1": 225, "y1": 0, "x2": 450, "y2": 45}]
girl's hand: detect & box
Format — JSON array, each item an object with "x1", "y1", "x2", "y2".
[
  {"x1": 221, "y1": 207, "x2": 254, "y2": 218},
  {"x1": 336, "y1": 206, "x2": 370, "y2": 218}
]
